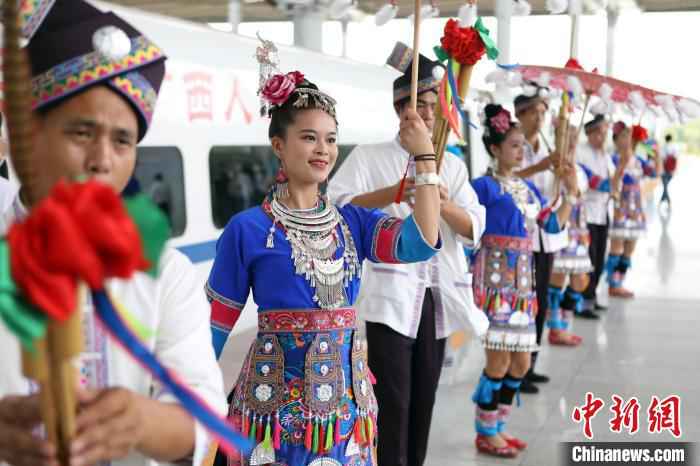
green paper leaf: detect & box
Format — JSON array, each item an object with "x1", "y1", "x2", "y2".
[
  {"x1": 474, "y1": 17, "x2": 500, "y2": 61},
  {"x1": 433, "y1": 46, "x2": 449, "y2": 63},
  {"x1": 124, "y1": 194, "x2": 171, "y2": 277},
  {"x1": 0, "y1": 241, "x2": 47, "y2": 351}
]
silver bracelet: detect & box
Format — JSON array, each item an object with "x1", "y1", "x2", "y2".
[
  {"x1": 414, "y1": 172, "x2": 441, "y2": 186},
  {"x1": 565, "y1": 193, "x2": 579, "y2": 205}
]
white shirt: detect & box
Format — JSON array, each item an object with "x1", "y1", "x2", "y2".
[
  {"x1": 327, "y1": 138, "x2": 489, "y2": 339},
  {"x1": 0, "y1": 195, "x2": 226, "y2": 466},
  {"x1": 521, "y1": 138, "x2": 567, "y2": 253},
  {"x1": 577, "y1": 142, "x2": 614, "y2": 226},
  {"x1": 0, "y1": 176, "x2": 18, "y2": 232}
]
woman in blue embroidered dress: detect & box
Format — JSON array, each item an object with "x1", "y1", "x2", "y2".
[
  {"x1": 206, "y1": 47, "x2": 441, "y2": 466},
  {"x1": 469, "y1": 104, "x2": 579, "y2": 458},
  {"x1": 548, "y1": 124, "x2": 592, "y2": 346},
  {"x1": 606, "y1": 121, "x2": 659, "y2": 299}
]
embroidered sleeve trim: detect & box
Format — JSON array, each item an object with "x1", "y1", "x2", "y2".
[
  {"x1": 371, "y1": 216, "x2": 404, "y2": 263},
  {"x1": 204, "y1": 282, "x2": 244, "y2": 309}
]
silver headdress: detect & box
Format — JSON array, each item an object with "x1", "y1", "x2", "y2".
[
  {"x1": 255, "y1": 33, "x2": 281, "y2": 117},
  {"x1": 291, "y1": 87, "x2": 337, "y2": 119},
  {"x1": 255, "y1": 34, "x2": 337, "y2": 118}
]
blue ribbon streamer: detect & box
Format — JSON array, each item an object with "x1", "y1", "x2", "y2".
[
  {"x1": 503, "y1": 377, "x2": 522, "y2": 408},
  {"x1": 91, "y1": 290, "x2": 253, "y2": 456},
  {"x1": 497, "y1": 62, "x2": 520, "y2": 70},
  {"x1": 446, "y1": 58, "x2": 478, "y2": 130}
]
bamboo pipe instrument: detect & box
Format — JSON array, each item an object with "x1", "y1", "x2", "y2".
[
  {"x1": 409, "y1": 0, "x2": 422, "y2": 111},
  {"x1": 4, "y1": 2, "x2": 83, "y2": 464},
  {"x1": 552, "y1": 92, "x2": 570, "y2": 199},
  {"x1": 435, "y1": 64, "x2": 474, "y2": 173}
]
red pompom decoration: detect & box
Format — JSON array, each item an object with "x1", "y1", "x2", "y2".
[
  {"x1": 7, "y1": 181, "x2": 148, "y2": 321},
  {"x1": 631, "y1": 124, "x2": 648, "y2": 143},
  {"x1": 564, "y1": 58, "x2": 584, "y2": 70},
  {"x1": 440, "y1": 19, "x2": 486, "y2": 66}
]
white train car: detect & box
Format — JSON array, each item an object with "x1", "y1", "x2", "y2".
[{"x1": 91, "y1": 2, "x2": 487, "y2": 337}]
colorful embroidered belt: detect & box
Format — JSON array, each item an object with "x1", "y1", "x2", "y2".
[
  {"x1": 258, "y1": 308, "x2": 357, "y2": 333},
  {"x1": 481, "y1": 234, "x2": 531, "y2": 252}
]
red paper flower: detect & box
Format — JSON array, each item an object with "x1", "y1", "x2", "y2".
[
  {"x1": 7, "y1": 181, "x2": 147, "y2": 321},
  {"x1": 261, "y1": 71, "x2": 305, "y2": 106},
  {"x1": 631, "y1": 124, "x2": 648, "y2": 143},
  {"x1": 440, "y1": 19, "x2": 486, "y2": 66}
]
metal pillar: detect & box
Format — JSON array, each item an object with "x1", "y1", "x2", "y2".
[
  {"x1": 570, "y1": 13, "x2": 580, "y2": 59},
  {"x1": 494, "y1": 0, "x2": 512, "y2": 104},
  {"x1": 495, "y1": 0, "x2": 512, "y2": 65},
  {"x1": 605, "y1": 7, "x2": 619, "y2": 76},
  {"x1": 293, "y1": 9, "x2": 324, "y2": 52},
  {"x1": 228, "y1": 0, "x2": 241, "y2": 34},
  {"x1": 341, "y1": 18, "x2": 349, "y2": 58}
]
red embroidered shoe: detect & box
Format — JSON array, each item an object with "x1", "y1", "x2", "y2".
[
  {"x1": 609, "y1": 287, "x2": 634, "y2": 299},
  {"x1": 504, "y1": 436, "x2": 528, "y2": 450},
  {"x1": 475, "y1": 434, "x2": 519, "y2": 458},
  {"x1": 548, "y1": 330, "x2": 582, "y2": 346}
]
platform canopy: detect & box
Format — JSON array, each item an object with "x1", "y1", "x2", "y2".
[{"x1": 109, "y1": 0, "x2": 700, "y2": 23}]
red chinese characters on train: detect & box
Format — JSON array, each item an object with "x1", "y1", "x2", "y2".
[
  {"x1": 225, "y1": 77, "x2": 253, "y2": 125},
  {"x1": 184, "y1": 71, "x2": 214, "y2": 122}
]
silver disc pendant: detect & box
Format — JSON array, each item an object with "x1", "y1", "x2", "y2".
[{"x1": 249, "y1": 442, "x2": 275, "y2": 465}]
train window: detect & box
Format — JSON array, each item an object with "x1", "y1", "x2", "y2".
[
  {"x1": 210, "y1": 146, "x2": 279, "y2": 229},
  {"x1": 329, "y1": 145, "x2": 355, "y2": 180},
  {"x1": 133, "y1": 146, "x2": 187, "y2": 237},
  {"x1": 209, "y1": 144, "x2": 356, "y2": 229}
]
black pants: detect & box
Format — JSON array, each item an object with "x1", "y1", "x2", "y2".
[
  {"x1": 366, "y1": 289, "x2": 446, "y2": 466},
  {"x1": 583, "y1": 223, "x2": 609, "y2": 303},
  {"x1": 532, "y1": 251, "x2": 554, "y2": 353}
]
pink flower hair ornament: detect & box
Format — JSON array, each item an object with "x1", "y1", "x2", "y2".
[
  {"x1": 260, "y1": 71, "x2": 306, "y2": 106},
  {"x1": 489, "y1": 109, "x2": 512, "y2": 135}
]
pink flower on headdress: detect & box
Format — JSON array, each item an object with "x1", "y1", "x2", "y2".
[
  {"x1": 612, "y1": 121, "x2": 627, "y2": 137},
  {"x1": 489, "y1": 109, "x2": 511, "y2": 134},
  {"x1": 261, "y1": 71, "x2": 305, "y2": 106}
]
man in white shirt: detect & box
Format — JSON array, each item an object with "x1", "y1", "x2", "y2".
[
  {"x1": 0, "y1": 2, "x2": 225, "y2": 465},
  {"x1": 327, "y1": 42, "x2": 487, "y2": 466},
  {"x1": 513, "y1": 92, "x2": 566, "y2": 393},
  {"x1": 0, "y1": 132, "x2": 19, "y2": 220},
  {"x1": 578, "y1": 115, "x2": 614, "y2": 314}
]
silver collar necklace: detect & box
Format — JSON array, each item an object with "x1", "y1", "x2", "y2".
[{"x1": 267, "y1": 193, "x2": 361, "y2": 309}]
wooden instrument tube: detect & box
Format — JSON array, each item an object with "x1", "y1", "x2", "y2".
[{"x1": 435, "y1": 64, "x2": 474, "y2": 173}]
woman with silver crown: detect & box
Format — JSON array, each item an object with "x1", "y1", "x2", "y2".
[
  {"x1": 207, "y1": 38, "x2": 441, "y2": 466},
  {"x1": 469, "y1": 104, "x2": 579, "y2": 458}
]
